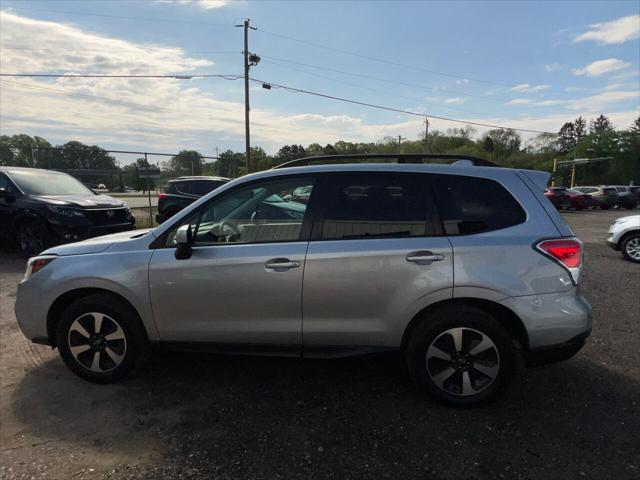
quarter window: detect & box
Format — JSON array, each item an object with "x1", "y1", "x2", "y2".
[
  {"x1": 320, "y1": 173, "x2": 432, "y2": 240},
  {"x1": 432, "y1": 175, "x2": 525, "y2": 235}
]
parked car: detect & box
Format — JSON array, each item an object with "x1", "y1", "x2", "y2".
[
  {"x1": 156, "y1": 176, "x2": 229, "y2": 224},
  {"x1": 544, "y1": 187, "x2": 571, "y2": 210},
  {"x1": 607, "y1": 215, "x2": 640, "y2": 263},
  {"x1": 566, "y1": 188, "x2": 594, "y2": 210},
  {"x1": 0, "y1": 167, "x2": 135, "y2": 256},
  {"x1": 629, "y1": 186, "x2": 640, "y2": 204},
  {"x1": 14, "y1": 154, "x2": 591, "y2": 407},
  {"x1": 573, "y1": 186, "x2": 618, "y2": 210},
  {"x1": 611, "y1": 186, "x2": 638, "y2": 210}
]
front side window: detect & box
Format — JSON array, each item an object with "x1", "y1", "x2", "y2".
[
  {"x1": 433, "y1": 175, "x2": 526, "y2": 235},
  {"x1": 167, "y1": 176, "x2": 315, "y2": 246},
  {"x1": 320, "y1": 173, "x2": 431, "y2": 240}
]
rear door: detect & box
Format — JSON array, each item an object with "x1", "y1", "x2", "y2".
[{"x1": 302, "y1": 172, "x2": 453, "y2": 350}]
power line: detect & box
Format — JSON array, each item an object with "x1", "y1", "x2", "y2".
[
  {"x1": 250, "y1": 78, "x2": 558, "y2": 135},
  {"x1": 262, "y1": 55, "x2": 572, "y2": 111},
  {"x1": 0, "y1": 73, "x2": 243, "y2": 79}
]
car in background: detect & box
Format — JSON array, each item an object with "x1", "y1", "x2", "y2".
[
  {"x1": 156, "y1": 176, "x2": 229, "y2": 224},
  {"x1": 544, "y1": 187, "x2": 571, "y2": 210},
  {"x1": 566, "y1": 188, "x2": 594, "y2": 210},
  {"x1": 573, "y1": 186, "x2": 618, "y2": 210},
  {"x1": 607, "y1": 215, "x2": 640, "y2": 263},
  {"x1": 0, "y1": 167, "x2": 135, "y2": 256},
  {"x1": 629, "y1": 186, "x2": 640, "y2": 204},
  {"x1": 611, "y1": 186, "x2": 638, "y2": 210}
]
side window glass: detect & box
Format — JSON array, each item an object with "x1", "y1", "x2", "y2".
[
  {"x1": 433, "y1": 175, "x2": 525, "y2": 235},
  {"x1": 321, "y1": 174, "x2": 430, "y2": 240},
  {"x1": 168, "y1": 177, "x2": 315, "y2": 246},
  {"x1": 0, "y1": 174, "x2": 8, "y2": 189},
  {"x1": 189, "y1": 181, "x2": 219, "y2": 196}
]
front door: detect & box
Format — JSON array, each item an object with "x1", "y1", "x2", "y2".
[
  {"x1": 302, "y1": 172, "x2": 453, "y2": 350},
  {"x1": 148, "y1": 175, "x2": 318, "y2": 347}
]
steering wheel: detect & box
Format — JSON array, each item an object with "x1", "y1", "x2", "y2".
[{"x1": 219, "y1": 220, "x2": 241, "y2": 242}]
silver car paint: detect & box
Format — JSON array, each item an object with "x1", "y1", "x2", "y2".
[{"x1": 15, "y1": 163, "x2": 591, "y2": 355}]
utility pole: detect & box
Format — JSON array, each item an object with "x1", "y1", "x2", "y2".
[
  {"x1": 551, "y1": 158, "x2": 557, "y2": 187},
  {"x1": 398, "y1": 135, "x2": 406, "y2": 153},
  {"x1": 236, "y1": 19, "x2": 258, "y2": 174},
  {"x1": 423, "y1": 118, "x2": 430, "y2": 153}
]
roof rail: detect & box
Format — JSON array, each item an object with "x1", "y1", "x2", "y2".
[{"x1": 272, "y1": 153, "x2": 496, "y2": 169}]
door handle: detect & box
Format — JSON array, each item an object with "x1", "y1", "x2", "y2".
[
  {"x1": 265, "y1": 258, "x2": 300, "y2": 270},
  {"x1": 406, "y1": 251, "x2": 445, "y2": 263}
]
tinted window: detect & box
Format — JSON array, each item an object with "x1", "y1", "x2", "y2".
[
  {"x1": 189, "y1": 180, "x2": 225, "y2": 196},
  {"x1": 8, "y1": 169, "x2": 94, "y2": 196},
  {"x1": 0, "y1": 173, "x2": 9, "y2": 190},
  {"x1": 603, "y1": 188, "x2": 617, "y2": 194},
  {"x1": 433, "y1": 175, "x2": 525, "y2": 235},
  {"x1": 167, "y1": 176, "x2": 315, "y2": 246},
  {"x1": 321, "y1": 173, "x2": 431, "y2": 240}
]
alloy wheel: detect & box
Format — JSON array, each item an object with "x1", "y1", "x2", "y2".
[
  {"x1": 426, "y1": 327, "x2": 500, "y2": 396},
  {"x1": 625, "y1": 238, "x2": 640, "y2": 261},
  {"x1": 67, "y1": 312, "x2": 127, "y2": 373}
]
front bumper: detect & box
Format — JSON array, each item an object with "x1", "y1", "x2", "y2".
[{"x1": 49, "y1": 221, "x2": 135, "y2": 244}]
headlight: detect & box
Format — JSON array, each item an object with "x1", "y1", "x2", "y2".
[
  {"x1": 24, "y1": 255, "x2": 57, "y2": 280},
  {"x1": 47, "y1": 205, "x2": 85, "y2": 218}
]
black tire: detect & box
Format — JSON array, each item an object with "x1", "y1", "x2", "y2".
[
  {"x1": 621, "y1": 233, "x2": 640, "y2": 264},
  {"x1": 56, "y1": 293, "x2": 149, "y2": 383},
  {"x1": 17, "y1": 219, "x2": 50, "y2": 257},
  {"x1": 405, "y1": 305, "x2": 516, "y2": 407}
]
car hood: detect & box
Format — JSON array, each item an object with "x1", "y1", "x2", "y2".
[
  {"x1": 33, "y1": 194, "x2": 127, "y2": 209},
  {"x1": 42, "y1": 229, "x2": 154, "y2": 256}
]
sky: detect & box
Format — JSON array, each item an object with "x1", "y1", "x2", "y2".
[{"x1": 0, "y1": 0, "x2": 639, "y2": 163}]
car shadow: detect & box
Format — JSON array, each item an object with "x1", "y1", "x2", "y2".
[{"x1": 9, "y1": 350, "x2": 640, "y2": 478}]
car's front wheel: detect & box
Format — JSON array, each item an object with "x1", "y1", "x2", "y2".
[
  {"x1": 621, "y1": 233, "x2": 640, "y2": 263},
  {"x1": 56, "y1": 293, "x2": 149, "y2": 383},
  {"x1": 17, "y1": 219, "x2": 49, "y2": 257},
  {"x1": 405, "y1": 305, "x2": 516, "y2": 407}
]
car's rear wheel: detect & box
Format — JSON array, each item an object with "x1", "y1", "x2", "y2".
[
  {"x1": 56, "y1": 293, "x2": 149, "y2": 383},
  {"x1": 621, "y1": 233, "x2": 640, "y2": 263},
  {"x1": 17, "y1": 219, "x2": 49, "y2": 257},
  {"x1": 405, "y1": 305, "x2": 515, "y2": 407}
]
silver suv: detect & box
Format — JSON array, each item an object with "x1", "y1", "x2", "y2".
[{"x1": 15, "y1": 155, "x2": 591, "y2": 406}]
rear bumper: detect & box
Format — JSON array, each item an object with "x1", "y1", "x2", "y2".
[
  {"x1": 523, "y1": 330, "x2": 590, "y2": 366},
  {"x1": 500, "y1": 289, "x2": 592, "y2": 352}
]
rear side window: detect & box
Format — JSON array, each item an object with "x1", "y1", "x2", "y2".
[
  {"x1": 433, "y1": 175, "x2": 525, "y2": 235},
  {"x1": 320, "y1": 173, "x2": 433, "y2": 240},
  {"x1": 189, "y1": 180, "x2": 225, "y2": 196},
  {"x1": 603, "y1": 188, "x2": 617, "y2": 194}
]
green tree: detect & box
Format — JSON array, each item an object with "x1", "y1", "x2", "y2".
[
  {"x1": 170, "y1": 150, "x2": 203, "y2": 176},
  {"x1": 275, "y1": 144, "x2": 306, "y2": 163}
]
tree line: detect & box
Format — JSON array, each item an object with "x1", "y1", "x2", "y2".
[{"x1": 1, "y1": 114, "x2": 638, "y2": 188}]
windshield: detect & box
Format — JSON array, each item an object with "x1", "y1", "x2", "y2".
[{"x1": 8, "y1": 169, "x2": 95, "y2": 196}]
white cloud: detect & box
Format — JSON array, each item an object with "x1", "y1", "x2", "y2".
[
  {"x1": 545, "y1": 63, "x2": 562, "y2": 73},
  {"x1": 510, "y1": 83, "x2": 551, "y2": 93},
  {"x1": 573, "y1": 58, "x2": 630, "y2": 77},
  {"x1": 155, "y1": 0, "x2": 233, "y2": 10},
  {"x1": 444, "y1": 97, "x2": 465, "y2": 104},
  {"x1": 506, "y1": 99, "x2": 532, "y2": 105},
  {"x1": 455, "y1": 79, "x2": 469, "y2": 85},
  {"x1": 566, "y1": 90, "x2": 640, "y2": 110},
  {"x1": 574, "y1": 15, "x2": 640, "y2": 45}
]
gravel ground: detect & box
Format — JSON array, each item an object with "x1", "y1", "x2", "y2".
[{"x1": 1, "y1": 210, "x2": 638, "y2": 480}]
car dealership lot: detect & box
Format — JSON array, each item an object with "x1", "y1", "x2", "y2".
[{"x1": 0, "y1": 210, "x2": 638, "y2": 479}]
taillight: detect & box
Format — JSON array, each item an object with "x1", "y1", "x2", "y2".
[
  {"x1": 535, "y1": 238, "x2": 582, "y2": 284},
  {"x1": 158, "y1": 193, "x2": 167, "y2": 199}
]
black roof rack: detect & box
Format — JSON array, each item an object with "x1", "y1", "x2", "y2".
[{"x1": 272, "y1": 153, "x2": 496, "y2": 169}]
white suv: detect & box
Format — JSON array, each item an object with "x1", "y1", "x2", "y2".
[{"x1": 607, "y1": 215, "x2": 640, "y2": 263}]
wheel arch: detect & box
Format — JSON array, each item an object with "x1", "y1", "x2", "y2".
[
  {"x1": 618, "y1": 228, "x2": 640, "y2": 249},
  {"x1": 47, "y1": 288, "x2": 147, "y2": 348},
  {"x1": 400, "y1": 297, "x2": 529, "y2": 352}
]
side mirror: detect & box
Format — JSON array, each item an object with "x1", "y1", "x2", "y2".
[
  {"x1": 0, "y1": 188, "x2": 13, "y2": 201},
  {"x1": 174, "y1": 224, "x2": 193, "y2": 260}
]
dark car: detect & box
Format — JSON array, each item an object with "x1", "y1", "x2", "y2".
[
  {"x1": 630, "y1": 186, "x2": 640, "y2": 204},
  {"x1": 544, "y1": 187, "x2": 571, "y2": 210},
  {"x1": 0, "y1": 167, "x2": 135, "y2": 256},
  {"x1": 566, "y1": 188, "x2": 594, "y2": 210},
  {"x1": 612, "y1": 186, "x2": 638, "y2": 210},
  {"x1": 156, "y1": 176, "x2": 229, "y2": 224}
]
